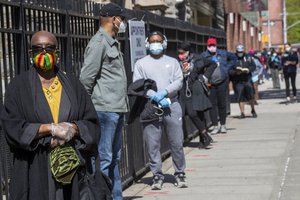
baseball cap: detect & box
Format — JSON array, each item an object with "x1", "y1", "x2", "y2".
[
  {"x1": 248, "y1": 49, "x2": 255, "y2": 54},
  {"x1": 99, "y1": 3, "x2": 130, "y2": 19},
  {"x1": 207, "y1": 38, "x2": 217, "y2": 46}
]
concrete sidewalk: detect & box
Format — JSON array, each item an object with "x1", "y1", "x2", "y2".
[{"x1": 123, "y1": 78, "x2": 300, "y2": 200}]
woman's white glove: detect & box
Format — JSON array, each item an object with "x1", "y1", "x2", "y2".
[{"x1": 51, "y1": 122, "x2": 76, "y2": 143}]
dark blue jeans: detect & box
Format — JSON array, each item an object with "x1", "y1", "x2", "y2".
[{"x1": 97, "y1": 111, "x2": 124, "y2": 200}]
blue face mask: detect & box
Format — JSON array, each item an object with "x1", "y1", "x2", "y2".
[
  {"x1": 237, "y1": 52, "x2": 244, "y2": 58},
  {"x1": 149, "y1": 43, "x2": 163, "y2": 55}
]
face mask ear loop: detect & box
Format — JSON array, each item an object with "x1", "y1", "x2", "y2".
[
  {"x1": 30, "y1": 57, "x2": 33, "y2": 66},
  {"x1": 185, "y1": 78, "x2": 192, "y2": 98},
  {"x1": 153, "y1": 105, "x2": 164, "y2": 116}
]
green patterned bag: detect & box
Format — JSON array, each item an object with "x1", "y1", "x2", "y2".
[{"x1": 50, "y1": 144, "x2": 80, "y2": 185}]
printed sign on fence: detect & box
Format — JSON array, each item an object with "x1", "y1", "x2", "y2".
[{"x1": 128, "y1": 20, "x2": 147, "y2": 71}]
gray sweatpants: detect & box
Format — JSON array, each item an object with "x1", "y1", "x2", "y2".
[
  {"x1": 271, "y1": 68, "x2": 281, "y2": 89},
  {"x1": 142, "y1": 101, "x2": 186, "y2": 179}
]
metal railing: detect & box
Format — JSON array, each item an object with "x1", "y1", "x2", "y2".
[{"x1": 0, "y1": 0, "x2": 226, "y2": 198}]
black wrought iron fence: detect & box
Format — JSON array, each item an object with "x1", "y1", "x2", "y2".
[{"x1": 0, "y1": 0, "x2": 226, "y2": 198}]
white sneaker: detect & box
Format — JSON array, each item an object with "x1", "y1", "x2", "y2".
[
  {"x1": 220, "y1": 125, "x2": 227, "y2": 134},
  {"x1": 211, "y1": 126, "x2": 220, "y2": 135},
  {"x1": 208, "y1": 125, "x2": 215, "y2": 132}
]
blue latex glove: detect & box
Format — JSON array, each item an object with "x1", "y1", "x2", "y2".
[
  {"x1": 150, "y1": 90, "x2": 168, "y2": 103},
  {"x1": 158, "y1": 98, "x2": 171, "y2": 108},
  {"x1": 211, "y1": 56, "x2": 218, "y2": 63}
]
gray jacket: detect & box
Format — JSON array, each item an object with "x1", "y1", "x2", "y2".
[{"x1": 80, "y1": 27, "x2": 129, "y2": 112}]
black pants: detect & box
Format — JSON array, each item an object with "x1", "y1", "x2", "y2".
[
  {"x1": 284, "y1": 72, "x2": 297, "y2": 97},
  {"x1": 209, "y1": 81, "x2": 228, "y2": 126},
  {"x1": 185, "y1": 97, "x2": 206, "y2": 132}
]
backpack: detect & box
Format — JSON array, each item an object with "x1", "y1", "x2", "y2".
[{"x1": 210, "y1": 63, "x2": 223, "y2": 85}]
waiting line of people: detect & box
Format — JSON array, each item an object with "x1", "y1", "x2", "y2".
[
  {"x1": 1, "y1": 3, "x2": 298, "y2": 200},
  {"x1": 258, "y1": 44, "x2": 299, "y2": 102}
]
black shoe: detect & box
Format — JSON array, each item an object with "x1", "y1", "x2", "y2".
[
  {"x1": 251, "y1": 110, "x2": 257, "y2": 118},
  {"x1": 204, "y1": 132, "x2": 214, "y2": 143},
  {"x1": 198, "y1": 142, "x2": 207, "y2": 149},
  {"x1": 199, "y1": 133, "x2": 210, "y2": 149},
  {"x1": 240, "y1": 112, "x2": 245, "y2": 119}
]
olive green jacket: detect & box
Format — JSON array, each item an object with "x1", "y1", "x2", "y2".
[{"x1": 80, "y1": 27, "x2": 129, "y2": 112}]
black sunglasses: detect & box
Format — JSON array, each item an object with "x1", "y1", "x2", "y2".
[{"x1": 31, "y1": 45, "x2": 57, "y2": 54}]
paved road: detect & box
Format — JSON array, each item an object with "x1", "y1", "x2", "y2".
[{"x1": 123, "y1": 78, "x2": 300, "y2": 200}]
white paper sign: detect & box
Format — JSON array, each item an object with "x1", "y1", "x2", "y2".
[{"x1": 128, "y1": 20, "x2": 147, "y2": 72}]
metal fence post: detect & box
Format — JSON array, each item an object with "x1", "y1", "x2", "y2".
[
  {"x1": 59, "y1": 0, "x2": 72, "y2": 73},
  {"x1": 16, "y1": 0, "x2": 29, "y2": 73}
]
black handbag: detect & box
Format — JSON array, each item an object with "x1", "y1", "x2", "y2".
[
  {"x1": 79, "y1": 157, "x2": 113, "y2": 200},
  {"x1": 79, "y1": 170, "x2": 112, "y2": 200}
]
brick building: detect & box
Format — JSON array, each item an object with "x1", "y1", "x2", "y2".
[
  {"x1": 261, "y1": 0, "x2": 284, "y2": 48},
  {"x1": 224, "y1": 0, "x2": 268, "y2": 52}
]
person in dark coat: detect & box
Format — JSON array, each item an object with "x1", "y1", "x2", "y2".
[
  {"x1": 281, "y1": 43, "x2": 299, "y2": 102},
  {"x1": 177, "y1": 42, "x2": 217, "y2": 148},
  {"x1": 1, "y1": 31, "x2": 99, "y2": 200}
]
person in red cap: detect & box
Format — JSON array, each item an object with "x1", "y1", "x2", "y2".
[
  {"x1": 207, "y1": 38, "x2": 217, "y2": 46},
  {"x1": 201, "y1": 37, "x2": 237, "y2": 135}
]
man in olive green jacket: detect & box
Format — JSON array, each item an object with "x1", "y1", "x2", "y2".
[{"x1": 80, "y1": 3, "x2": 130, "y2": 200}]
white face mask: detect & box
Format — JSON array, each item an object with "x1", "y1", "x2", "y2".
[
  {"x1": 115, "y1": 18, "x2": 127, "y2": 33},
  {"x1": 285, "y1": 47, "x2": 291, "y2": 52},
  {"x1": 207, "y1": 46, "x2": 217, "y2": 53},
  {"x1": 149, "y1": 43, "x2": 164, "y2": 55}
]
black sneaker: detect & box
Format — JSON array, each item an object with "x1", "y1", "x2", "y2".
[
  {"x1": 151, "y1": 175, "x2": 163, "y2": 190},
  {"x1": 251, "y1": 110, "x2": 257, "y2": 118},
  {"x1": 174, "y1": 173, "x2": 188, "y2": 188},
  {"x1": 240, "y1": 112, "x2": 245, "y2": 119}
]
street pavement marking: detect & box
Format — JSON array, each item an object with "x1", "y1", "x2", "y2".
[
  {"x1": 185, "y1": 168, "x2": 196, "y2": 172},
  {"x1": 144, "y1": 191, "x2": 169, "y2": 195},
  {"x1": 278, "y1": 157, "x2": 290, "y2": 200},
  {"x1": 191, "y1": 154, "x2": 209, "y2": 157}
]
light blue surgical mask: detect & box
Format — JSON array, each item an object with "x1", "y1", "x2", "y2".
[
  {"x1": 237, "y1": 52, "x2": 244, "y2": 58},
  {"x1": 149, "y1": 43, "x2": 164, "y2": 55}
]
